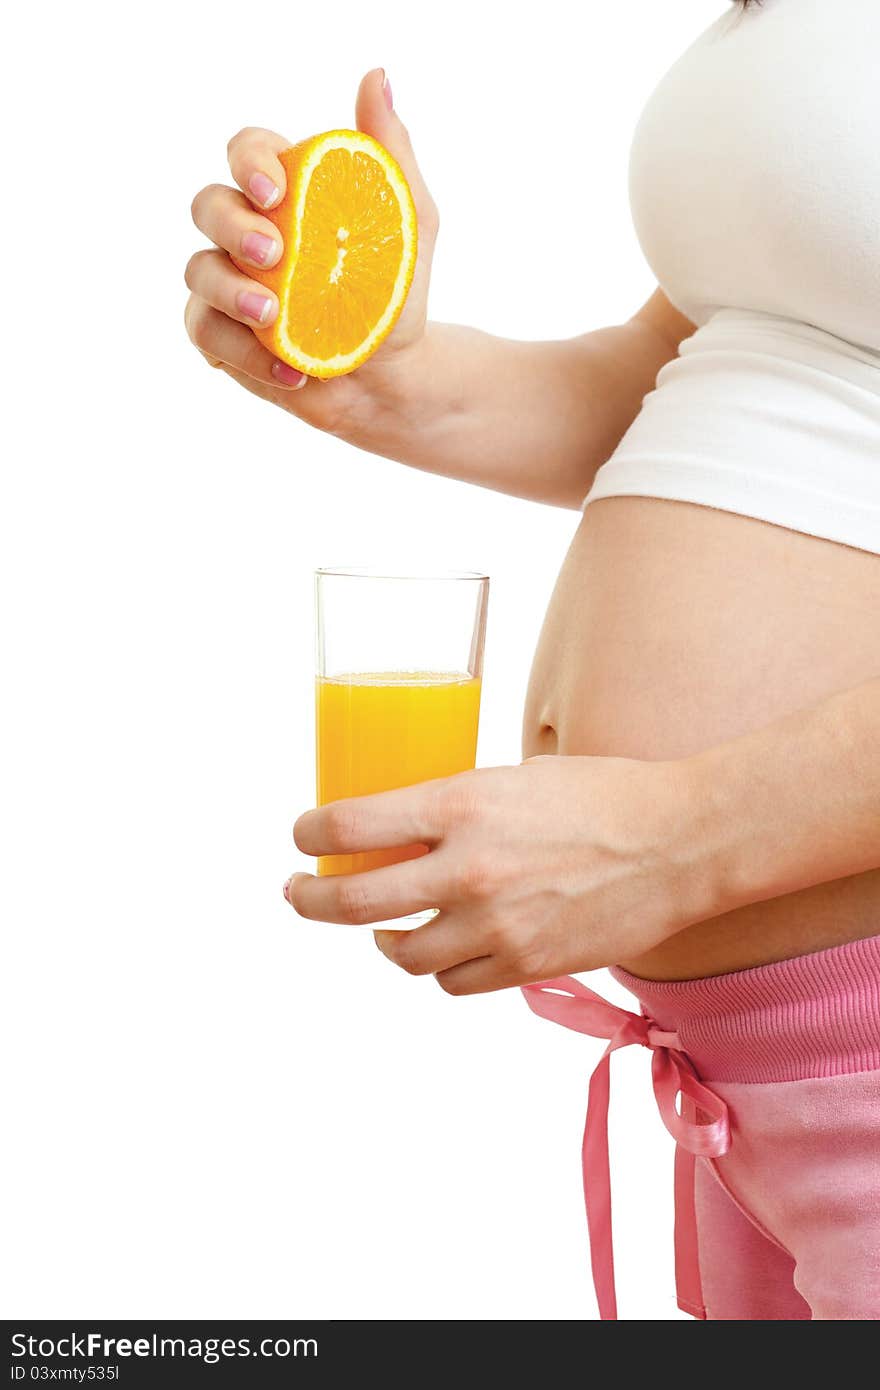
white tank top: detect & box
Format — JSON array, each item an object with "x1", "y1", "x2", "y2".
[{"x1": 584, "y1": 0, "x2": 880, "y2": 554}]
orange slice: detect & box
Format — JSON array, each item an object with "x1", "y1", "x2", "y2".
[{"x1": 235, "y1": 130, "x2": 418, "y2": 379}]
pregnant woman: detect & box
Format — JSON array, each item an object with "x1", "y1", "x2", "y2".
[{"x1": 185, "y1": 0, "x2": 880, "y2": 1320}]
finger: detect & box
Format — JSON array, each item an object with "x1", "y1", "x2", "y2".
[
  {"x1": 216, "y1": 361, "x2": 308, "y2": 402},
  {"x1": 374, "y1": 915, "x2": 484, "y2": 977},
  {"x1": 287, "y1": 856, "x2": 441, "y2": 927},
  {"x1": 184, "y1": 297, "x2": 307, "y2": 389},
  {"x1": 227, "y1": 127, "x2": 291, "y2": 210},
  {"x1": 191, "y1": 184, "x2": 282, "y2": 269},
  {"x1": 434, "y1": 956, "x2": 518, "y2": 997},
  {"x1": 294, "y1": 780, "x2": 448, "y2": 858},
  {"x1": 185, "y1": 247, "x2": 278, "y2": 329},
  {"x1": 355, "y1": 69, "x2": 439, "y2": 239}
]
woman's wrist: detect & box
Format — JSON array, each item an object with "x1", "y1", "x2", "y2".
[
  {"x1": 635, "y1": 756, "x2": 736, "y2": 938},
  {"x1": 665, "y1": 750, "x2": 755, "y2": 927},
  {"x1": 330, "y1": 325, "x2": 448, "y2": 460},
  {"x1": 664, "y1": 737, "x2": 800, "y2": 933},
  {"x1": 672, "y1": 677, "x2": 880, "y2": 928}
]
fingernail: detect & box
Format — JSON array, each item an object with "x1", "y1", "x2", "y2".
[
  {"x1": 241, "y1": 230, "x2": 278, "y2": 267},
  {"x1": 237, "y1": 290, "x2": 274, "y2": 324},
  {"x1": 272, "y1": 360, "x2": 308, "y2": 388},
  {"x1": 282, "y1": 878, "x2": 291, "y2": 903},
  {"x1": 382, "y1": 72, "x2": 393, "y2": 111},
  {"x1": 249, "y1": 171, "x2": 281, "y2": 208}
]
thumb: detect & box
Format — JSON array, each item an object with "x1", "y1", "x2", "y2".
[{"x1": 355, "y1": 68, "x2": 438, "y2": 232}]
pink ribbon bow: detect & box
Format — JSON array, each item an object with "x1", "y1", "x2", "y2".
[{"x1": 521, "y1": 975, "x2": 730, "y2": 1320}]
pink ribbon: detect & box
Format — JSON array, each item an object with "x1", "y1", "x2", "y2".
[{"x1": 521, "y1": 975, "x2": 730, "y2": 1320}]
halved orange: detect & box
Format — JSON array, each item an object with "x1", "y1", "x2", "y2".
[{"x1": 234, "y1": 130, "x2": 418, "y2": 379}]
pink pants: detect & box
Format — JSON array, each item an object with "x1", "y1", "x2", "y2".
[{"x1": 523, "y1": 934, "x2": 880, "y2": 1321}]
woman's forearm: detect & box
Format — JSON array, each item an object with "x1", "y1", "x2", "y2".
[
  {"x1": 339, "y1": 293, "x2": 692, "y2": 508},
  {"x1": 686, "y1": 678, "x2": 880, "y2": 921}
]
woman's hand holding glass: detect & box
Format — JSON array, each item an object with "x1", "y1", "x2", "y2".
[{"x1": 286, "y1": 754, "x2": 718, "y2": 994}]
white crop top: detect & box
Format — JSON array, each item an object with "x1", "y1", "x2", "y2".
[{"x1": 584, "y1": 0, "x2": 880, "y2": 554}]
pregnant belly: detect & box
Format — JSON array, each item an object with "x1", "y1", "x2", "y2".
[{"x1": 523, "y1": 497, "x2": 880, "y2": 981}]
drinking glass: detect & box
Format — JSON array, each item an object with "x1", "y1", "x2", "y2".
[{"x1": 314, "y1": 567, "x2": 489, "y2": 928}]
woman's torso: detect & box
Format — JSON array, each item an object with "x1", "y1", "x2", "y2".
[
  {"x1": 524, "y1": 499, "x2": 880, "y2": 979},
  {"x1": 524, "y1": 0, "x2": 880, "y2": 980}
]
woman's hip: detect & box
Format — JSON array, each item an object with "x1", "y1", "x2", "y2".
[{"x1": 613, "y1": 937, "x2": 880, "y2": 1319}]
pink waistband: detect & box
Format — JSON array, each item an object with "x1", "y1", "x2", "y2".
[{"x1": 611, "y1": 932, "x2": 880, "y2": 1085}]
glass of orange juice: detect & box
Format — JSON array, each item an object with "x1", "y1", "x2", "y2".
[{"x1": 314, "y1": 567, "x2": 489, "y2": 928}]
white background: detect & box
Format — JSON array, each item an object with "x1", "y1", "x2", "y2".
[{"x1": 2, "y1": 0, "x2": 722, "y2": 1321}]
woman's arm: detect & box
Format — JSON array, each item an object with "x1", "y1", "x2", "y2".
[
  {"x1": 326, "y1": 292, "x2": 693, "y2": 509},
  {"x1": 688, "y1": 676, "x2": 880, "y2": 915},
  {"x1": 184, "y1": 70, "x2": 694, "y2": 509},
  {"x1": 286, "y1": 676, "x2": 880, "y2": 992}
]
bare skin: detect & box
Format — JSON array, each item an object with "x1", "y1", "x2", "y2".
[
  {"x1": 524, "y1": 497, "x2": 880, "y2": 979},
  {"x1": 186, "y1": 71, "x2": 880, "y2": 989}
]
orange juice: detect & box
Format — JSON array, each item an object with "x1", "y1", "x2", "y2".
[{"x1": 316, "y1": 671, "x2": 481, "y2": 875}]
